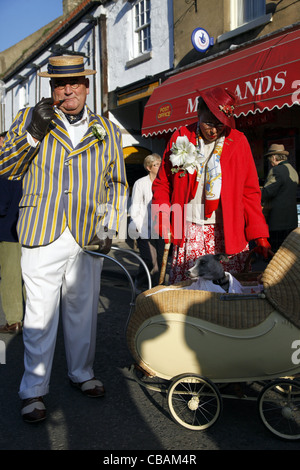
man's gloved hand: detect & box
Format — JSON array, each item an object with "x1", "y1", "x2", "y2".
[
  {"x1": 84, "y1": 234, "x2": 112, "y2": 255},
  {"x1": 254, "y1": 237, "x2": 272, "y2": 259},
  {"x1": 27, "y1": 98, "x2": 55, "y2": 141}
]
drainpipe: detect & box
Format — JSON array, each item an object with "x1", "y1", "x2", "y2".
[{"x1": 98, "y1": 14, "x2": 108, "y2": 118}]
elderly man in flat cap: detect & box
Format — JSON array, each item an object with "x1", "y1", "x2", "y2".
[
  {"x1": 0, "y1": 55, "x2": 128, "y2": 422},
  {"x1": 262, "y1": 143, "x2": 299, "y2": 252}
]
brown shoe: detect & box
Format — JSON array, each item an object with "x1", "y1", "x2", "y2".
[
  {"x1": 21, "y1": 397, "x2": 46, "y2": 423},
  {"x1": 0, "y1": 322, "x2": 22, "y2": 334},
  {"x1": 70, "y1": 377, "x2": 105, "y2": 397}
]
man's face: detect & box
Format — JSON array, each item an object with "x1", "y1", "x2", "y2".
[
  {"x1": 269, "y1": 155, "x2": 279, "y2": 167},
  {"x1": 51, "y1": 76, "x2": 89, "y2": 115}
]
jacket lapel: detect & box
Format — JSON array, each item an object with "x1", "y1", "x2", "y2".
[
  {"x1": 220, "y1": 129, "x2": 236, "y2": 169},
  {"x1": 48, "y1": 107, "x2": 107, "y2": 157},
  {"x1": 49, "y1": 115, "x2": 73, "y2": 152},
  {"x1": 70, "y1": 109, "x2": 106, "y2": 157}
]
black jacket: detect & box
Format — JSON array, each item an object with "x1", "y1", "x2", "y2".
[{"x1": 0, "y1": 178, "x2": 22, "y2": 242}]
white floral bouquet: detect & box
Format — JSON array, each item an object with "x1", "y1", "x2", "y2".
[
  {"x1": 169, "y1": 135, "x2": 205, "y2": 177},
  {"x1": 92, "y1": 124, "x2": 107, "y2": 141}
]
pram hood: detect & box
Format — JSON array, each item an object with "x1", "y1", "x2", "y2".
[{"x1": 262, "y1": 227, "x2": 300, "y2": 329}]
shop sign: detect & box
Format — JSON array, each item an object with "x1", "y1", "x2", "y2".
[
  {"x1": 156, "y1": 102, "x2": 173, "y2": 122},
  {"x1": 183, "y1": 70, "x2": 296, "y2": 117},
  {"x1": 191, "y1": 28, "x2": 214, "y2": 52}
]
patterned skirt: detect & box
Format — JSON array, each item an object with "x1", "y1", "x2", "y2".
[{"x1": 169, "y1": 222, "x2": 250, "y2": 284}]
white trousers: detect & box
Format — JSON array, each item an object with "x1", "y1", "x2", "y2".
[{"x1": 19, "y1": 228, "x2": 103, "y2": 399}]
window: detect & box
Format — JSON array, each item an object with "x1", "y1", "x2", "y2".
[
  {"x1": 231, "y1": 0, "x2": 265, "y2": 29},
  {"x1": 135, "y1": 0, "x2": 151, "y2": 55},
  {"x1": 19, "y1": 81, "x2": 29, "y2": 108},
  {"x1": 218, "y1": 0, "x2": 270, "y2": 43}
]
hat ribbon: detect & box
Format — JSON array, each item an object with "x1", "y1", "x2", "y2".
[{"x1": 48, "y1": 63, "x2": 85, "y2": 75}]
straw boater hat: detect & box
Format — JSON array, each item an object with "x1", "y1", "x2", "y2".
[
  {"x1": 199, "y1": 86, "x2": 237, "y2": 129},
  {"x1": 264, "y1": 143, "x2": 289, "y2": 157},
  {"x1": 38, "y1": 55, "x2": 97, "y2": 78}
]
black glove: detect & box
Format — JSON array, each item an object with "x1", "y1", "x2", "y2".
[{"x1": 27, "y1": 98, "x2": 55, "y2": 141}]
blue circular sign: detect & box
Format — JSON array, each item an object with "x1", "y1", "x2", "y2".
[{"x1": 191, "y1": 28, "x2": 213, "y2": 52}]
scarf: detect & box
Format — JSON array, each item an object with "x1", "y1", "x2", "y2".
[
  {"x1": 196, "y1": 132, "x2": 225, "y2": 219},
  {"x1": 64, "y1": 108, "x2": 85, "y2": 124}
]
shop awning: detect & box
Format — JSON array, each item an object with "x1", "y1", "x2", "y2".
[
  {"x1": 123, "y1": 146, "x2": 150, "y2": 164},
  {"x1": 142, "y1": 25, "x2": 300, "y2": 137}
]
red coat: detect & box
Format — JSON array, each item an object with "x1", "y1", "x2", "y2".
[{"x1": 152, "y1": 123, "x2": 269, "y2": 254}]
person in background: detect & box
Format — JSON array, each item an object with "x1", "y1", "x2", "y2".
[
  {"x1": 0, "y1": 55, "x2": 128, "y2": 423},
  {"x1": 0, "y1": 132, "x2": 24, "y2": 334},
  {"x1": 129, "y1": 153, "x2": 164, "y2": 292},
  {"x1": 0, "y1": 132, "x2": 5, "y2": 147},
  {"x1": 262, "y1": 143, "x2": 299, "y2": 252},
  {"x1": 152, "y1": 86, "x2": 270, "y2": 284}
]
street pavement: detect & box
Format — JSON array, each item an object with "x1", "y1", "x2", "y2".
[{"x1": 0, "y1": 241, "x2": 299, "y2": 453}]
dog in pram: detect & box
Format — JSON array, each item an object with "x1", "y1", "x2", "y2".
[
  {"x1": 184, "y1": 253, "x2": 263, "y2": 295},
  {"x1": 145, "y1": 251, "x2": 261, "y2": 295}
]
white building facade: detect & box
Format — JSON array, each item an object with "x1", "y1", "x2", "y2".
[{"x1": 1, "y1": 0, "x2": 173, "y2": 176}]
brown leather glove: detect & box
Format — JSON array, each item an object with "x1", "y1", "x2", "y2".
[{"x1": 84, "y1": 234, "x2": 112, "y2": 254}]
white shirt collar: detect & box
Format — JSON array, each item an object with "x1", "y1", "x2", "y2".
[{"x1": 55, "y1": 106, "x2": 88, "y2": 126}]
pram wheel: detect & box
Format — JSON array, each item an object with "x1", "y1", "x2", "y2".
[
  {"x1": 167, "y1": 374, "x2": 222, "y2": 431},
  {"x1": 258, "y1": 379, "x2": 300, "y2": 440}
]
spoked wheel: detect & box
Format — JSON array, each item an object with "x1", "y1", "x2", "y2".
[
  {"x1": 167, "y1": 374, "x2": 222, "y2": 431},
  {"x1": 258, "y1": 379, "x2": 300, "y2": 440}
]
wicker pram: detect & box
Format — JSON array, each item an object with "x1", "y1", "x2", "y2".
[
  {"x1": 126, "y1": 228, "x2": 300, "y2": 381},
  {"x1": 85, "y1": 228, "x2": 300, "y2": 438}
]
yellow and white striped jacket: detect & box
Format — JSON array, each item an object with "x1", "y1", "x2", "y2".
[{"x1": 0, "y1": 105, "x2": 128, "y2": 247}]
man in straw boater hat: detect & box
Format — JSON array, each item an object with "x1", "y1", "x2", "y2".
[
  {"x1": 262, "y1": 143, "x2": 299, "y2": 252},
  {"x1": 0, "y1": 55, "x2": 128, "y2": 422},
  {"x1": 152, "y1": 86, "x2": 271, "y2": 283}
]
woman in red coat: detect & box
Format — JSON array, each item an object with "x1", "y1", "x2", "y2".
[{"x1": 152, "y1": 87, "x2": 270, "y2": 284}]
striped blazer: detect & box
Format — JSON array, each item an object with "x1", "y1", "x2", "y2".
[{"x1": 0, "y1": 105, "x2": 128, "y2": 247}]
